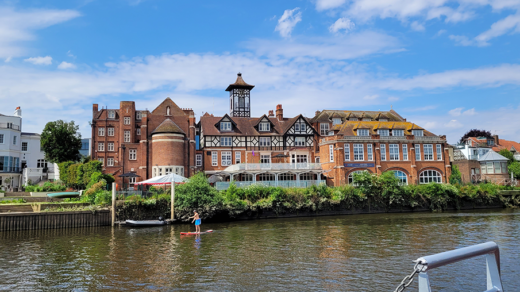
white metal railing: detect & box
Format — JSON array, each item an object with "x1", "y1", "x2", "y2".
[
  {"x1": 394, "y1": 241, "x2": 503, "y2": 292},
  {"x1": 346, "y1": 136, "x2": 372, "y2": 140},
  {"x1": 223, "y1": 163, "x2": 322, "y2": 172},
  {"x1": 380, "y1": 136, "x2": 407, "y2": 140},
  {"x1": 215, "y1": 180, "x2": 320, "y2": 190},
  {"x1": 0, "y1": 123, "x2": 21, "y2": 131},
  {"x1": 415, "y1": 136, "x2": 442, "y2": 141}
]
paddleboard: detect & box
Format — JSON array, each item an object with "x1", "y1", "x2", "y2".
[{"x1": 180, "y1": 230, "x2": 213, "y2": 235}]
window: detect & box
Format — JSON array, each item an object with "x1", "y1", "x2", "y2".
[
  {"x1": 158, "y1": 168, "x2": 162, "y2": 176},
  {"x1": 98, "y1": 158, "x2": 104, "y2": 166},
  {"x1": 221, "y1": 151, "x2": 232, "y2": 166},
  {"x1": 348, "y1": 170, "x2": 365, "y2": 184},
  {"x1": 220, "y1": 137, "x2": 232, "y2": 146},
  {"x1": 129, "y1": 149, "x2": 136, "y2": 160},
  {"x1": 350, "y1": 118, "x2": 358, "y2": 121},
  {"x1": 329, "y1": 145, "x2": 334, "y2": 162},
  {"x1": 487, "y1": 140, "x2": 494, "y2": 146},
  {"x1": 320, "y1": 123, "x2": 329, "y2": 136},
  {"x1": 258, "y1": 173, "x2": 275, "y2": 181},
  {"x1": 235, "y1": 151, "x2": 241, "y2": 164},
  {"x1": 332, "y1": 118, "x2": 342, "y2": 126},
  {"x1": 295, "y1": 137, "x2": 305, "y2": 147},
  {"x1": 295, "y1": 155, "x2": 307, "y2": 163},
  {"x1": 392, "y1": 171, "x2": 408, "y2": 185},
  {"x1": 358, "y1": 129, "x2": 370, "y2": 136},
  {"x1": 424, "y1": 144, "x2": 434, "y2": 161},
  {"x1": 37, "y1": 159, "x2": 48, "y2": 168},
  {"x1": 419, "y1": 170, "x2": 442, "y2": 184},
  {"x1": 295, "y1": 123, "x2": 300, "y2": 131},
  {"x1": 98, "y1": 128, "x2": 105, "y2": 136},
  {"x1": 196, "y1": 154, "x2": 202, "y2": 166},
  {"x1": 107, "y1": 158, "x2": 114, "y2": 166},
  {"x1": 300, "y1": 123, "x2": 306, "y2": 132},
  {"x1": 393, "y1": 130, "x2": 404, "y2": 136},
  {"x1": 412, "y1": 130, "x2": 424, "y2": 137},
  {"x1": 129, "y1": 177, "x2": 136, "y2": 185},
  {"x1": 108, "y1": 143, "x2": 114, "y2": 152},
  {"x1": 380, "y1": 144, "x2": 386, "y2": 161},
  {"x1": 220, "y1": 122, "x2": 232, "y2": 131},
  {"x1": 136, "y1": 111, "x2": 142, "y2": 120},
  {"x1": 367, "y1": 144, "x2": 373, "y2": 161},
  {"x1": 379, "y1": 118, "x2": 388, "y2": 122},
  {"x1": 124, "y1": 130, "x2": 130, "y2": 142},
  {"x1": 279, "y1": 173, "x2": 295, "y2": 181},
  {"x1": 0, "y1": 134, "x2": 3, "y2": 144},
  {"x1": 378, "y1": 129, "x2": 389, "y2": 136},
  {"x1": 315, "y1": 157, "x2": 320, "y2": 163},
  {"x1": 13, "y1": 136, "x2": 17, "y2": 145},
  {"x1": 415, "y1": 144, "x2": 421, "y2": 161},
  {"x1": 260, "y1": 154, "x2": 271, "y2": 165},
  {"x1": 487, "y1": 162, "x2": 493, "y2": 174},
  {"x1": 481, "y1": 163, "x2": 487, "y2": 174},
  {"x1": 136, "y1": 128, "x2": 141, "y2": 135},
  {"x1": 389, "y1": 144, "x2": 399, "y2": 160},
  {"x1": 108, "y1": 110, "x2": 115, "y2": 119},
  {"x1": 436, "y1": 144, "x2": 442, "y2": 160},
  {"x1": 124, "y1": 117, "x2": 131, "y2": 125},
  {"x1": 259, "y1": 122, "x2": 270, "y2": 131},
  {"x1": 403, "y1": 144, "x2": 408, "y2": 160},
  {"x1": 354, "y1": 144, "x2": 364, "y2": 161},
  {"x1": 98, "y1": 142, "x2": 104, "y2": 151},
  {"x1": 362, "y1": 118, "x2": 371, "y2": 121},
  {"x1": 22, "y1": 142, "x2": 28, "y2": 152},
  {"x1": 344, "y1": 143, "x2": 350, "y2": 161},
  {"x1": 501, "y1": 162, "x2": 507, "y2": 174},
  {"x1": 494, "y1": 162, "x2": 502, "y2": 174},
  {"x1": 108, "y1": 128, "x2": 114, "y2": 136},
  {"x1": 212, "y1": 152, "x2": 218, "y2": 166},
  {"x1": 259, "y1": 137, "x2": 271, "y2": 147}
]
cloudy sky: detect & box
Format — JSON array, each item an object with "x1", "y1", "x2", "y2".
[{"x1": 1, "y1": 0, "x2": 519, "y2": 143}]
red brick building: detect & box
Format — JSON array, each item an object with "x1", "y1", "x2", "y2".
[
  {"x1": 91, "y1": 99, "x2": 197, "y2": 188},
  {"x1": 310, "y1": 110, "x2": 451, "y2": 186}
]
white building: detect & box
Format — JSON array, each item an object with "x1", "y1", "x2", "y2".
[{"x1": 0, "y1": 107, "x2": 56, "y2": 191}]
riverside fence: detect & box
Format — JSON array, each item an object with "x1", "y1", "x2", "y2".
[{"x1": 0, "y1": 210, "x2": 111, "y2": 232}]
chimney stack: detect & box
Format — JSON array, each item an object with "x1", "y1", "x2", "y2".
[
  {"x1": 493, "y1": 134, "x2": 499, "y2": 146},
  {"x1": 315, "y1": 110, "x2": 320, "y2": 117},
  {"x1": 268, "y1": 110, "x2": 274, "y2": 117},
  {"x1": 14, "y1": 106, "x2": 21, "y2": 117},
  {"x1": 276, "y1": 104, "x2": 283, "y2": 121}
]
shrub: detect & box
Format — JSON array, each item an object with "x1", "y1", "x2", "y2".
[{"x1": 450, "y1": 165, "x2": 462, "y2": 184}]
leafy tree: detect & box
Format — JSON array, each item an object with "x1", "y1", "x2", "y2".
[
  {"x1": 459, "y1": 129, "x2": 492, "y2": 143},
  {"x1": 41, "y1": 120, "x2": 82, "y2": 163},
  {"x1": 449, "y1": 164, "x2": 462, "y2": 184},
  {"x1": 509, "y1": 162, "x2": 520, "y2": 179},
  {"x1": 498, "y1": 149, "x2": 515, "y2": 164}
]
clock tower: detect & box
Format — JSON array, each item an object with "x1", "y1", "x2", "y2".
[{"x1": 226, "y1": 73, "x2": 255, "y2": 117}]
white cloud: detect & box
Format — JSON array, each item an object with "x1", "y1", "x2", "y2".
[
  {"x1": 275, "y1": 8, "x2": 302, "y2": 38},
  {"x1": 445, "y1": 119, "x2": 464, "y2": 128},
  {"x1": 449, "y1": 34, "x2": 475, "y2": 46},
  {"x1": 316, "y1": 0, "x2": 347, "y2": 11},
  {"x1": 410, "y1": 21, "x2": 425, "y2": 31},
  {"x1": 0, "y1": 8, "x2": 80, "y2": 58},
  {"x1": 474, "y1": 13, "x2": 520, "y2": 45},
  {"x1": 24, "y1": 56, "x2": 52, "y2": 65},
  {"x1": 58, "y1": 61, "x2": 76, "y2": 69},
  {"x1": 329, "y1": 17, "x2": 355, "y2": 33},
  {"x1": 449, "y1": 107, "x2": 463, "y2": 116},
  {"x1": 363, "y1": 94, "x2": 379, "y2": 100},
  {"x1": 5, "y1": 56, "x2": 11, "y2": 63}
]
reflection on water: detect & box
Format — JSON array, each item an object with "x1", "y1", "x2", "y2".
[{"x1": 0, "y1": 209, "x2": 519, "y2": 291}]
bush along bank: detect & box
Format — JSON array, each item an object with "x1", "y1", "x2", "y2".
[{"x1": 115, "y1": 172, "x2": 520, "y2": 222}]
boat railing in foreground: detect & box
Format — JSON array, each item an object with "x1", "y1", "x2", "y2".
[{"x1": 394, "y1": 241, "x2": 503, "y2": 292}]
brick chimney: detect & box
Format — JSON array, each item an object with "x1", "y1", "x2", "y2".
[
  {"x1": 315, "y1": 110, "x2": 320, "y2": 117},
  {"x1": 93, "y1": 104, "x2": 98, "y2": 112},
  {"x1": 13, "y1": 106, "x2": 21, "y2": 117},
  {"x1": 276, "y1": 104, "x2": 283, "y2": 121},
  {"x1": 493, "y1": 135, "x2": 499, "y2": 146},
  {"x1": 268, "y1": 110, "x2": 274, "y2": 117}
]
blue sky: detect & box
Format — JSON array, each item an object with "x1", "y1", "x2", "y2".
[{"x1": 1, "y1": 0, "x2": 519, "y2": 143}]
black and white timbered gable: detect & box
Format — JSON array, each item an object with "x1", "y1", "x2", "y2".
[
  {"x1": 254, "y1": 115, "x2": 276, "y2": 133},
  {"x1": 284, "y1": 115, "x2": 316, "y2": 148},
  {"x1": 215, "y1": 114, "x2": 237, "y2": 133}
]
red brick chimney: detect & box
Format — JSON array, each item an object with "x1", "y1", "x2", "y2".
[
  {"x1": 268, "y1": 110, "x2": 274, "y2": 117},
  {"x1": 493, "y1": 135, "x2": 499, "y2": 146},
  {"x1": 276, "y1": 104, "x2": 283, "y2": 121}
]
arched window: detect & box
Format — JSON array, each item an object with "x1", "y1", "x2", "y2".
[
  {"x1": 348, "y1": 170, "x2": 366, "y2": 185},
  {"x1": 419, "y1": 170, "x2": 442, "y2": 184},
  {"x1": 392, "y1": 170, "x2": 408, "y2": 185},
  {"x1": 166, "y1": 106, "x2": 171, "y2": 115},
  {"x1": 258, "y1": 173, "x2": 275, "y2": 181},
  {"x1": 278, "y1": 173, "x2": 295, "y2": 181}
]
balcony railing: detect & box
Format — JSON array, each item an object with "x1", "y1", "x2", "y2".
[
  {"x1": 345, "y1": 136, "x2": 372, "y2": 140},
  {"x1": 0, "y1": 167, "x2": 22, "y2": 173},
  {"x1": 215, "y1": 180, "x2": 320, "y2": 190},
  {"x1": 379, "y1": 136, "x2": 407, "y2": 140},
  {"x1": 224, "y1": 163, "x2": 322, "y2": 172},
  {"x1": 415, "y1": 136, "x2": 442, "y2": 141},
  {"x1": 0, "y1": 123, "x2": 20, "y2": 131}
]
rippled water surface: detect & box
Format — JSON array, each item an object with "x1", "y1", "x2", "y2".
[{"x1": 1, "y1": 209, "x2": 519, "y2": 291}]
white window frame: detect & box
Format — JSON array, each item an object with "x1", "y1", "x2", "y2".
[
  {"x1": 379, "y1": 118, "x2": 388, "y2": 122},
  {"x1": 412, "y1": 130, "x2": 424, "y2": 137},
  {"x1": 13, "y1": 135, "x2": 17, "y2": 145},
  {"x1": 380, "y1": 144, "x2": 387, "y2": 161},
  {"x1": 212, "y1": 151, "x2": 218, "y2": 166},
  {"x1": 107, "y1": 158, "x2": 114, "y2": 166},
  {"x1": 419, "y1": 170, "x2": 442, "y2": 184},
  {"x1": 220, "y1": 122, "x2": 231, "y2": 131},
  {"x1": 136, "y1": 128, "x2": 141, "y2": 135},
  {"x1": 358, "y1": 129, "x2": 370, "y2": 137},
  {"x1": 108, "y1": 110, "x2": 115, "y2": 119},
  {"x1": 129, "y1": 149, "x2": 137, "y2": 160},
  {"x1": 436, "y1": 144, "x2": 442, "y2": 160},
  {"x1": 415, "y1": 144, "x2": 421, "y2": 161},
  {"x1": 260, "y1": 154, "x2": 271, "y2": 165},
  {"x1": 403, "y1": 144, "x2": 408, "y2": 160},
  {"x1": 220, "y1": 137, "x2": 232, "y2": 146},
  {"x1": 300, "y1": 123, "x2": 306, "y2": 132},
  {"x1": 221, "y1": 151, "x2": 232, "y2": 166},
  {"x1": 389, "y1": 144, "x2": 399, "y2": 161},
  {"x1": 259, "y1": 122, "x2": 270, "y2": 131},
  {"x1": 295, "y1": 137, "x2": 305, "y2": 147},
  {"x1": 108, "y1": 142, "x2": 114, "y2": 152},
  {"x1": 259, "y1": 137, "x2": 271, "y2": 147},
  {"x1": 22, "y1": 142, "x2": 28, "y2": 152},
  {"x1": 320, "y1": 123, "x2": 329, "y2": 136},
  {"x1": 124, "y1": 130, "x2": 131, "y2": 142},
  {"x1": 98, "y1": 158, "x2": 104, "y2": 166},
  {"x1": 124, "y1": 117, "x2": 131, "y2": 125},
  {"x1": 354, "y1": 144, "x2": 364, "y2": 161},
  {"x1": 108, "y1": 127, "x2": 114, "y2": 136},
  {"x1": 344, "y1": 143, "x2": 350, "y2": 161},
  {"x1": 98, "y1": 142, "x2": 104, "y2": 152},
  {"x1": 362, "y1": 118, "x2": 371, "y2": 121},
  {"x1": 332, "y1": 118, "x2": 342, "y2": 126},
  {"x1": 196, "y1": 154, "x2": 202, "y2": 166},
  {"x1": 136, "y1": 111, "x2": 142, "y2": 120},
  {"x1": 235, "y1": 151, "x2": 241, "y2": 164},
  {"x1": 378, "y1": 129, "x2": 389, "y2": 137},
  {"x1": 424, "y1": 144, "x2": 434, "y2": 161},
  {"x1": 329, "y1": 145, "x2": 334, "y2": 162},
  {"x1": 367, "y1": 144, "x2": 373, "y2": 161},
  {"x1": 295, "y1": 123, "x2": 300, "y2": 131},
  {"x1": 393, "y1": 130, "x2": 404, "y2": 137},
  {"x1": 98, "y1": 128, "x2": 105, "y2": 136}
]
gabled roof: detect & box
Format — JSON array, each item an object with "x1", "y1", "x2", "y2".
[
  {"x1": 282, "y1": 114, "x2": 316, "y2": 135},
  {"x1": 310, "y1": 109, "x2": 405, "y2": 123},
  {"x1": 151, "y1": 97, "x2": 186, "y2": 116},
  {"x1": 334, "y1": 121, "x2": 436, "y2": 137},
  {"x1": 151, "y1": 118, "x2": 185, "y2": 135},
  {"x1": 215, "y1": 114, "x2": 238, "y2": 129},
  {"x1": 492, "y1": 139, "x2": 520, "y2": 154},
  {"x1": 478, "y1": 151, "x2": 509, "y2": 162},
  {"x1": 225, "y1": 73, "x2": 255, "y2": 91}
]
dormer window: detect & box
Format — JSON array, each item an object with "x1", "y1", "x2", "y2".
[
  {"x1": 332, "y1": 118, "x2": 342, "y2": 126},
  {"x1": 362, "y1": 118, "x2": 371, "y2": 121},
  {"x1": 108, "y1": 110, "x2": 115, "y2": 119},
  {"x1": 349, "y1": 118, "x2": 359, "y2": 121},
  {"x1": 220, "y1": 122, "x2": 232, "y2": 131},
  {"x1": 378, "y1": 129, "x2": 389, "y2": 136},
  {"x1": 358, "y1": 129, "x2": 370, "y2": 136},
  {"x1": 412, "y1": 130, "x2": 424, "y2": 137},
  {"x1": 393, "y1": 130, "x2": 404, "y2": 136},
  {"x1": 379, "y1": 118, "x2": 388, "y2": 122},
  {"x1": 259, "y1": 122, "x2": 270, "y2": 132},
  {"x1": 487, "y1": 140, "x2": 494, "y2": 146},
  {"x1": 166, "y1": 106, "x2": 171, "y2": 116}
]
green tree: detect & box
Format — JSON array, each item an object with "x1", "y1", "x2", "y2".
[
  {"x1": 449, "y1": 164, "x2": 462, "y2": 184},
  {"x1": 509, "y1": 162, "x2": 520, "y2": 179},
  {"x1": 498, "y1": 149, "x2": 515, "y2": 164},
  {"x1": 41, "y1": 120, "x2": 82, "y2": 163}
]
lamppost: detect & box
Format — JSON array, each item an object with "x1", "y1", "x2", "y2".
[{"x1": 120, "y1": 144, "x2": 126, "y2": 191}]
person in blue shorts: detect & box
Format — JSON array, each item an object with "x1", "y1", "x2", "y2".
[{"x1": 189, "y1": 210, "x2": 201, "y2": 233}]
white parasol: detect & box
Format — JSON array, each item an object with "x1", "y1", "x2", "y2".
[{"x1": 134, "y1": 173, "x2": 188, "y2": 185}]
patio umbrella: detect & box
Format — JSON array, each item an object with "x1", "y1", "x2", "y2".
[
  {"x1": 207, "y1": 174, "x2": 224, "y2": 184},
  {"x1": 272, "y1": 153, "x2": 289, "y2": 163},
  {"x1": 118, "y1": 172, "x2": 141, "y2": 178},
  {"x1": 134, "y1": 173, "x2": 187, "y2": 185}
]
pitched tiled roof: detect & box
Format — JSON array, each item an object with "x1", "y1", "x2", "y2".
[
  {"x1": 310, "y1": 110, "x2": 404, "y2": 123},
  {"x1": 151, "y1": 118, "x2": 185, "y2": 135},
  {"x1": 492, "y1": 139, "x2": 520, "y2": 153},
  {"x1": 332, "y1": 121, "x2": 435, "y2": 136},
  {"x1": 225, "y1": 73, "x2": 255, "y2": 91}
]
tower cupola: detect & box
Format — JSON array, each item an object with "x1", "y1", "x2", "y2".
[{"x1": 226, "y1": 73, "x2": 254, "y2": 117}]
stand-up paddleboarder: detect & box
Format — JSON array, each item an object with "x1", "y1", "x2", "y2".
[{"x1": 189, "y1": 210, "x2": 201, "y2": 233}]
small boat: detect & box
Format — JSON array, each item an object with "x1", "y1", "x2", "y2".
[
  {"x1": 180, "y1": 230, "x2": 213, "y2": 235},
  {"x1": 47, "y1": 192, "x2": 80, "y2": 198},
  {"x1": 125, "y1": 219, "x2": 166, "y2": 227}
]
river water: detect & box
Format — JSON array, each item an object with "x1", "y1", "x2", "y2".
[{"x1": 0, "y1": 209, "x2": 519, "y2": 291}]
